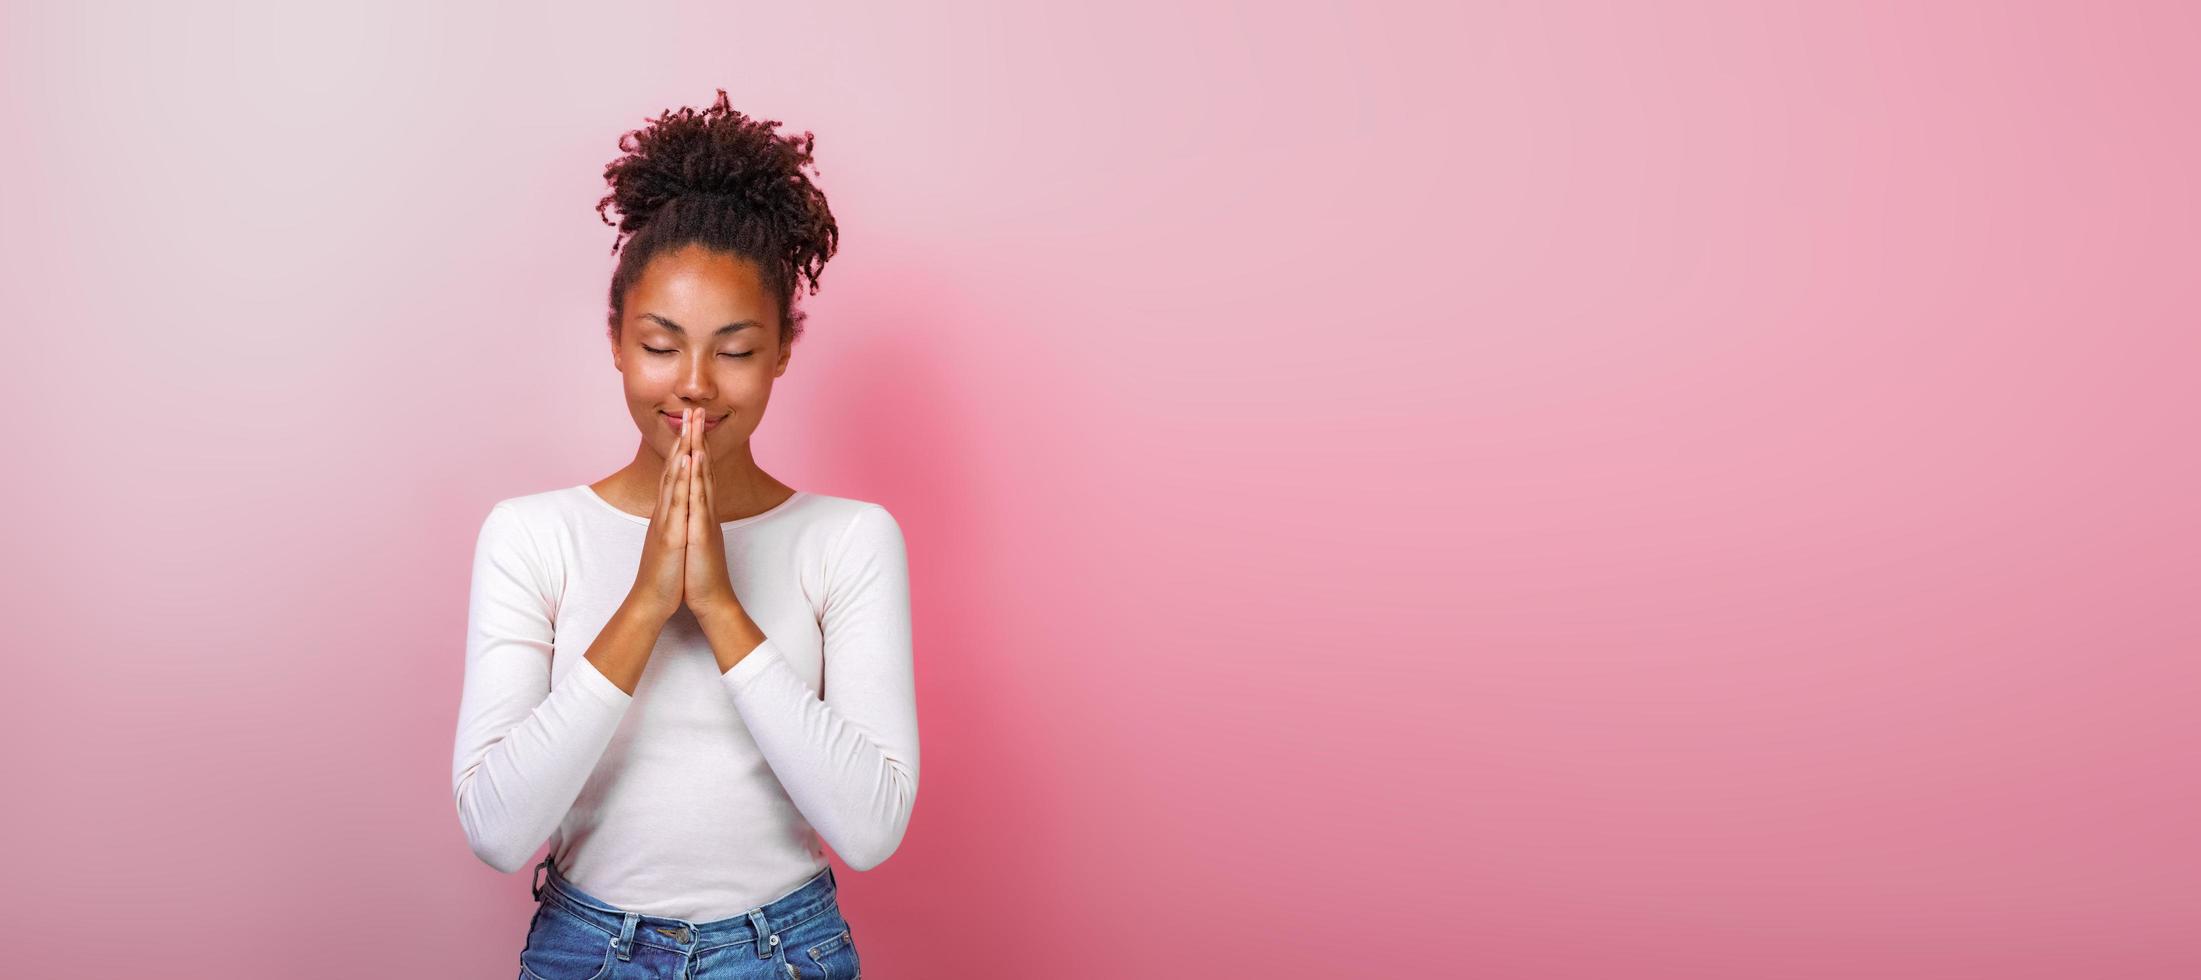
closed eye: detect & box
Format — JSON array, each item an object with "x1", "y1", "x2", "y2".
[{"x1": 641, "y1": 346, "x2": 754, "y2": 359}]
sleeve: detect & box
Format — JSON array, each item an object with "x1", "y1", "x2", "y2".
[
  {"x1": 719, "y1": 504, "x2": 920, "y2": 871},
  {"x1": 450, "y1": 502, "x2": 635, "y2": 873}
]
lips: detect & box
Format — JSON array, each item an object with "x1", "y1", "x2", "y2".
[{"x1": 663, "y1": 411, "x2": 725, "y2": 432}]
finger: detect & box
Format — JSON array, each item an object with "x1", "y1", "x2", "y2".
[
  {"x1": 667, "y1": 446, "x2": 690, "y2": 545},
  {"x1": 680, "y1": 409, "x2": 697, "y2": 490},
  {"x1": 660, "y1": 409, "x2": 684, "y2": 492},
  {"x1": 658, "y1": 419, "x2": 679, "y2": 497},
  {"x1": 669, "y1": 408, "x2": 686, "y2": 465},
  {"x1": 687, "y1": 437, "x2": 705, "y2": 541},
  {"x1": 682, "y1": 408, "x2": 700, "y2": 478},
  {"x1": 656, "y1": 410, "x2": 688, "y2": 514},
  {"x1": 695, "y1": 417, "x2": 708, "y2": 511},
  {"x1": 689, "y1": 407, "x2": 710, "y2": 514},
  {"x1": 686, "y1": 409, "x2": 701, "y2": 533},
  {"x1": 701, "y1": 440, "x2": 716, "y2": 520}
]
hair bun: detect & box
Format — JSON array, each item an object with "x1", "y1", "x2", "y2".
[{"x1": 595, "y1": 88, "x2": 824, "y2": 254}]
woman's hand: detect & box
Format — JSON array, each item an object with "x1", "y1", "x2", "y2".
[
  {"x1": 627, "y1": 409, "x2": 694, "y2": 623},
  {"x1": 680, "y1": 405, "x2": 742, "y2": 622}
]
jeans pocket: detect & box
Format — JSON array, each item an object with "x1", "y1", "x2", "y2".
[
  {"x1": 518, "y1": 903, "x2": 617, "y2": 980},
  {"x1": 802, "y1": 924, "x2": 860, "y2": 980}
]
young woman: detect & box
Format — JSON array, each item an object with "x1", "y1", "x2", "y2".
[{"x1": 452, "y1": 90, "x2": 914, "y2": 980}]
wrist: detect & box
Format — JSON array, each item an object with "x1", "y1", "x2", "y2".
[
  {"x1": 690, "y1": 598, "x2": 747, "y2": 629},
  {"x1": 624, "y1": 591, "x2": 677, "y2": 625},
  {"x1": 693, "y1": 600, "x2": 768, "y2": 673}
]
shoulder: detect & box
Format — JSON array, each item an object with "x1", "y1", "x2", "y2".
[
  {"x1": 795, "y1": 491, "x2": 900, "y2": 532},
  {"x1": 790, "y1": 492, "x2": 906, "y2": 559},
  {"x1": 475, "y1": 485, "x2": 589, "y2": 549},
  {"x1": 482, "y1": 485, "x2": 559, "y2": 522}
]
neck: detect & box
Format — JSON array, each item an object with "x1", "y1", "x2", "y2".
[{"x1": 618, "y1": 439, "x2": 790, "y2": 521}]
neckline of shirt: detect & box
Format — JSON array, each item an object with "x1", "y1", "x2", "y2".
[{"x1": 574, "y1": 484, "x2": 808, "y2": 529}]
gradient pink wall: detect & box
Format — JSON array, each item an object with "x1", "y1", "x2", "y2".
[{"x1": 3, "y1": 1, "x2": 2196, "y2": 977}]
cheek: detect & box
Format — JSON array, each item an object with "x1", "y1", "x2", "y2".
[
  {"x1": 717, "y1": 375, "x2": 764, "y2": 403},
  {"x1": 623, "y1": 368, "x2": 669, "y2": 400}
]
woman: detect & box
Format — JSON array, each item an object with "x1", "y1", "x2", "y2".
[{"x1": 452, "y1": 89, "x2": 913, "y2": 980}]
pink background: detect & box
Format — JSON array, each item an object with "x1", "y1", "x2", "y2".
[{"x1": 3, "y1": 1, "x2": 2197, "y2": 977}]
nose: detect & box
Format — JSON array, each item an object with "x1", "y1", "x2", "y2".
[{"x1": 673, "y1": 350, "x2": 716, "y2": 402}]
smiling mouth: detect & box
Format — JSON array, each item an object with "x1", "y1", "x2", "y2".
[{"x1": 663, "y1": 411, "x2": 725, "y2": 431}]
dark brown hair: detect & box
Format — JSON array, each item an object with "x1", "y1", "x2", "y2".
[{"x1": 596, "y1": 89, "x2": 839, "y2": 350}]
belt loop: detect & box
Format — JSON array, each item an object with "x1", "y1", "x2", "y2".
[
  {"x1": 531, "y1": 854, "x2": 551, "y2": 901},
  {"x1": 614, "y1": 912, "x2": 640, "y2": 961},
  {"x1": 746, "y1": 908, "x2": 778, "y2": 959}
]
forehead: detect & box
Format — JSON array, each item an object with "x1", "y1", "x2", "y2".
[{"x1": 629, "y1": 246, "x2": 771, "y2": 314}]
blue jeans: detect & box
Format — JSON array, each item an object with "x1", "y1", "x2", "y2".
[{"x1": 519, "y1": 854, "x2": 862, "y2": 980}]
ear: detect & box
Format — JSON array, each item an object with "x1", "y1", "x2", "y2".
[
  {"x1": 773, "y1": 336, "x2": 791, "y2": 378},
  {"x1": 610, "y1": 332, "x2": 624, "y2": 372}
]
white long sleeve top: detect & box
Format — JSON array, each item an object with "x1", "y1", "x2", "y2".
[{"x1": 450, "y1": 484, "x2": 918, "y2": 920}]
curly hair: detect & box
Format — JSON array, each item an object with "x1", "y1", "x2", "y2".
[{"x1": 596, "y1": 89, "x2": 839, "y2": 350}]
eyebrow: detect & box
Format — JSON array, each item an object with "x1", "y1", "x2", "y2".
[{"x1": 640, "y1": 313, "x2": 760, "y2": 336}]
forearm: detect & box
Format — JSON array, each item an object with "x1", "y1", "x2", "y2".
[
  {"x1": 453, "y1": 666, "x2": 632, "y2": 872},
  {"x1": 698, "y1": 609, "x2": 909, "y2": 862},
  {"x1": 697, "y1": 603, "x2": 768, "y2": 675},
  {"x1": 710, "y1": 628, "x2": 918, "y2": 871},
  {"x1": 585, "y1": 593, "x2": 673, "y2": 695}
]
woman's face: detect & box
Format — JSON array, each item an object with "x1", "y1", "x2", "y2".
[{"x1": 610, "y1": 244, "x2": 791, "y2": 465}]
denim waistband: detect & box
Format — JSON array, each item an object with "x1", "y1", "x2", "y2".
[{"x1": 530, "y1": 853, "x2": 839, "y2": 960}]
